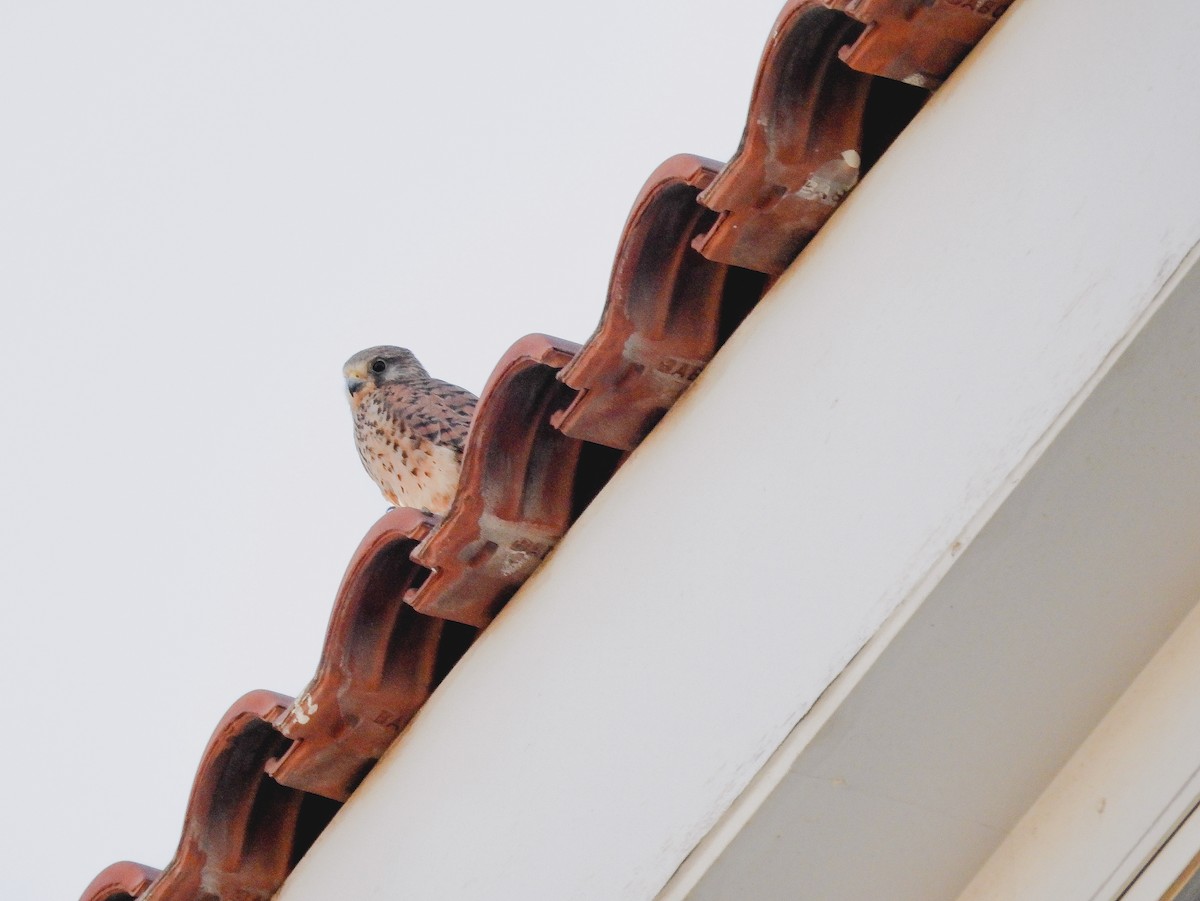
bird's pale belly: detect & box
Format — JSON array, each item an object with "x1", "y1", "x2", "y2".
[{"x1": 354, "y1": 419, "x2": 461, "y2": 515}]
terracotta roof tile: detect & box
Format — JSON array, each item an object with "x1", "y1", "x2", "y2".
[
  {"x1": 694, "y1": 2, "x2": 878, "y2": 274},
  {"x1": 80, "y1": 2, "x2": 1004, "y2": 896},
  {"x1": 80, "y1": 863, "x2": 160, "y2": 901},
  {"x1": 557, "y1": 154, "x2": 768, "y2": 450},
  {"x1": 88, "y1": 692, "x2": 340, "y2": 901},
  {"x1": 828, "y1": 0, "x2": 1007, "y2": 88},
  {"x1": 266, "y1": 508, "x2": 472, "y2": 802},
  {"x1": 408, "y1": 333, "x2": 623, "y2": 627}
]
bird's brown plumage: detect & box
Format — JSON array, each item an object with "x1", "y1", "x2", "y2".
[{"x1": 343, "y1": 346, "x2": 477, "y2": 515}]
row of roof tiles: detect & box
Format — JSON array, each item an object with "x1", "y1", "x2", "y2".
[{"x1": 81, "y1": 2, "x2": 1006, "y2": 898}]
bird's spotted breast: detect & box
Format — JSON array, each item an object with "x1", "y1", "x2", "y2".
[{"x1": 345, "y1": 360, "x2": 474, "y2": 516}]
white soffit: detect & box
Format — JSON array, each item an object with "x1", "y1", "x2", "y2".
[
  {"x1": 956, "y1": 585, "x2": 1200, "y2": 901},
  {"x1": 278, "y1": 0, "x2": 1200, "y2": 898}
]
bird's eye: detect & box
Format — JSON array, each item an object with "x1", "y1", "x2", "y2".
[{"x1": 371, "y1": 359, "x2": 386, "y2": 374}]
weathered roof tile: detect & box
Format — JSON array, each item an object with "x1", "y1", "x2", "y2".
[
  {"x1": 557, "y1": 154, "x2": 768, "y2": 450},
  {"x1": 266, "y1": 508, "x2": 470, "y2": 802},
  {"x1": 80, "y1": 862, "x2": 160, "y2": 901},
  {"x1": 115, "y1": 692, "x2": 338, "y2": 901},
  {"x1": 408, "y1": 334, "x2": 622, "y2": 627}
]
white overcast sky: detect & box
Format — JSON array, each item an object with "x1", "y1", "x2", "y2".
[{"x1": 1, "y1": 2, "x2": 786, "y2": 896}]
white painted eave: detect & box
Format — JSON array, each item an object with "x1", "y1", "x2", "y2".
[
  {"x1": 278, "y1": 0, "x2": 1200, "y2": 898},
  {"x1": 666, "y1": 247, "x2": 1200, "y2": 900}
]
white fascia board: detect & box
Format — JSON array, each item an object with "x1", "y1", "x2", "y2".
[{"x1": 278, "y1": 0, "x2": 1200, "y2": 898}]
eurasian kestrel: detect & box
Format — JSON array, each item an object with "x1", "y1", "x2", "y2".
[{"x1": 343, "y1": 346, "x2": 477, "y2": 515}]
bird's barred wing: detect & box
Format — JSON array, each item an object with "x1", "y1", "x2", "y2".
[{"x1": 381, "y1": 379, "x2": 477, "y2": 454}]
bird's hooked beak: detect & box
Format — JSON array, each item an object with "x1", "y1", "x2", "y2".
[{"x1": 344, "y1": 363, "x2": 369, "y2": 396}]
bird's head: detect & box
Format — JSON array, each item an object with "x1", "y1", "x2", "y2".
[{"x1": 343, "y1": 345, "x2": 429, "y2": 396}]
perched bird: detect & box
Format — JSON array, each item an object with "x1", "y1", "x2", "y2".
[{"x1": 343, "y1": 346, "x2": 477, "y2": 515}]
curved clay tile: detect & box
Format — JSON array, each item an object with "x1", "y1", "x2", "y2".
[
  {"x1": 555, "y1": 154, "x2": 769, "y2": 451},
  {"x1": 110, "y1": 691, "x2": 340, "y2": 901},
  {"x1": 693, "y1": 1, "x2": 878, "y2": 275},
  {"x1": 826, "y1": 0, "x2": 1008, "y2": 89},
  {"x1": 267, "y1": 507, "x2": 477, "y2": 802},
  {"x1": 696, "y1": 0, "x2": 1004, "y2": 275},
  {"x1": 79, "y1": 862, "x2": 160, "y2": 901},
  {"x1": 407, "y1": 334, "x2": 623, "y2": 627}
]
